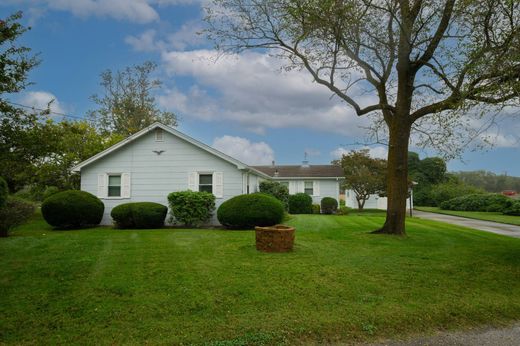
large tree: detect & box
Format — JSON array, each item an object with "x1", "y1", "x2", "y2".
[
  {"x1": 89, "y1": 61, "x2": 178, "y2": 136},
  {"x1": 206, "y1": 0, "x2": 520, "y2": 235},
  {"x1": 335, "y1": 149, "x2": 387, "y2": 210}
]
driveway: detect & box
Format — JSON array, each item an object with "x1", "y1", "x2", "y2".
[{"x1": 413, "y1": 210, "x2": 520, "y2": 238}]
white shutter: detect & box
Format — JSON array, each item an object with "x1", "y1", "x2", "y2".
[
  {"x1": 97, "y1": 174, "x2": 107, "y2": 198},
  {"x1": 313, "y1": 181, "x2": 320, "y2": 196},
  {"x1": 121, "y1": 173, "x2": 131, "y2": 198},
  {"x1": 188, "y1": 172, "x2": 198, "y2": 191},
  {"x1": 289, "y1": 181, "x2": 296, "y2": 194},
  {"x1": 298, "y1": 181, "x2": 305, "y2": 193},
  {"x1": 213, "y1": 172, "x2": 224, "y2": 198}
]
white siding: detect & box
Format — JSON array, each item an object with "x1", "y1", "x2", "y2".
[
  {"x1": 273, "y1": 178, "x2": 341, "y2": 205},
  {"x1": 80, "y1": 130, "x2": 245, "y2": 225},
  {"x1": 344, "y1": 189, "x2": 413, "y2": 210}
]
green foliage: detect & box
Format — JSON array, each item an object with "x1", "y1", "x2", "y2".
[
  {"x1": 167, "y1": 191, "x2": 215, "y2": 227},
  {"x1": 259, "y1": 181, "x2": 289, "y2": 210},
  {"x1": 339, "y1": 199, "x2": 346, "y2": 207},
  {"x1": 312, "y1": 204, "x2": 321, "y2": 214},
  {"x1": 503, "y1": 201, "x2": 520, "y2": 216},
  {"x1": 217, "y1": 193, "x2": 284, "y2": 229},
  {"x1": 335, "y1": 149, "x2": 386, "y2": 210},
  {"x1": 440, "y1": 194, "x2": 513, "y2": 212},
  {"x1": 89, "y1": 61, "x2": 178, "y2": 136},
  {"x1": 321, "y1": 197, "x2": 338, "y2": 214},
  {"x1": 0, "y1": 197, "x2": 34, "y2": 237},
  {"x1": 0, "y1": 177, "x2": 8, "y2": 208},
  {"x1": 111, "y1": 202, "x2": 168, "y2": 229},
  {"x1": 288, "y1": 193, "x2": 313, "y2": 214},
  {"x1": 336, "y1": 206, "x2": 351, "y2": 215},
  {"x1": 408, "y1": 152, "x2": 451, "y2": 207},
  {"x1": 41, "y1": 190, "x2": 104, "y2": 229},
  {"x1": 429, "y1": 182, "x2": 483, "y2": 206},
  {"x1": 42, "y1": 186, "x2": 60, "y2": 201},
  {"x1": 453, "y1": 170, "x2": 520, "y2": 193}
]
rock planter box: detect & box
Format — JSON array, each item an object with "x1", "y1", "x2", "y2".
[{"x1": 254, "y1": 224, "x2": 295, "y2": 252}]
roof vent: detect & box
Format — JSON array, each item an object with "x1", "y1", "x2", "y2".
[
  {"x1": 302, "y1": 151, "x2": 309, "y2": 168},
  {"x1": 271, "y1": 160, "x2": 275, "y2": 168},
  {"x1": 274, "y1": 169, "x2": 279, "y2": 177}
]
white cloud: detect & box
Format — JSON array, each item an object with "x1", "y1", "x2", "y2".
[
  {"x1": 125, "y1": 29, "x2": 160, "y2": 52},
  {"x1": 18, "y1": 91, "x2": 65, "y2": 115},
  {"x1": 212, "y1": 135, "x2": 274, "y2": 165},
  {"x1": 126, "y1": 21, "x2": 205, "y2": 52},
  {"x1": 330, "y1": 146, "x2": 388, "y2": 160},
  {"x1": 159, "y1": 49, "x2": 375, "y2": 136}
]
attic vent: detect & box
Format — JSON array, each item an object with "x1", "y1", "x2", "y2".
[{"x1": 155, "y1": 128, "x2": 163, "y2": 142}]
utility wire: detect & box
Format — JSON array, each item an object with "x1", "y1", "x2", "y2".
[{"x1": 3, "y1": 100, "x2": 86, "y2": 120}]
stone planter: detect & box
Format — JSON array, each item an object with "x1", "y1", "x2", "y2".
[{"x1": 254, "y1": 224, "x2": 295, "y2": 252}]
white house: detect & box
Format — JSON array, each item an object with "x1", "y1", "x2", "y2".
[{"x1": 72, "y1": 122, "x2": 344, "y2": 225}]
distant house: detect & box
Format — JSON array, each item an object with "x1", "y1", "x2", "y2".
[{"x1": 72, "y1": 122, "x2": 343, "y2": 225}]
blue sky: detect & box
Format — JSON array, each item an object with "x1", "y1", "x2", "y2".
[{"x1": 2, "y1": 1, "x2": 519, "y2": 175}]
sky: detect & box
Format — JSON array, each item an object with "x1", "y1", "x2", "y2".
[{"x1": 1, "y1": 1, "x2": 519, "y2": 175}]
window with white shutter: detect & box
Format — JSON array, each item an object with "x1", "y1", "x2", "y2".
[
  {"x1": 121, "y1": 173, "x2": 131, "y2": 198},
  {"x1": 213, "y1": 172, "x2": 223, "y2": 198},
  {"x1": 97, "y1": 174, "x2": 107, "y2": 198},
  {"x1": 188, "y1": 172, "x2": 198, "y2": 191},
  {"x1": 313, "y1": 181, "x2": 320, "y2": 196}
]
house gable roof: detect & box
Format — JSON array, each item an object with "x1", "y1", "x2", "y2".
[
  {"x1": 71, "y1": 122, "x2": 270, "y2": 178},
  {"x1": 252, "y1": 165, "x2": 344, "y2": 178}
]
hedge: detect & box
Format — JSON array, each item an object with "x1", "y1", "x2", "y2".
[
  {"x1": 288, "y1": 193, "x2": 313, "y2": 214},
  {"x1": 168, "y1": 191, "x2": 215, "y2": 227},
  {"x1": 440, "y1": 193, "x2": 513, "y2": 212},
  {"x1": 321, "y1": 197, "x2": 338, "y2": 214},
  {"x1": 111, "y1": 202, "x2": 168, "y2": 229},
  {"x1": 41, "y1": 190, "x2": 104, "y2": 229},
  {"x1": 503, "y1": 200, "x2": 520, "y2": 216},
  {"x1": 217, "y1": 193, "x2": 284, "y2": 229},
  {"x1": 259, "y1": 181, "x2": 289, "y2": 210},
  {"x1": 0, "y1": 177, "x2": 7, "y2": 208}
]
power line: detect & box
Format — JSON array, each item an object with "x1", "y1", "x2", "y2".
[{"x1": 3, "y1": 100, "x2": 86, "y2": 120}]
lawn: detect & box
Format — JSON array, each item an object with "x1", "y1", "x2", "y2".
[
  {"x1": 416, "y1": 206, "x2": 520, "y2": 226},
  {"x1": 1, "y1": 212, "x2": 520, "y2": 345}
]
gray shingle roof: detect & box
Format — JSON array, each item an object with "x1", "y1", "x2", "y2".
[{"x1": 251, "y1": 165, "x2": 344, "y2": 178}]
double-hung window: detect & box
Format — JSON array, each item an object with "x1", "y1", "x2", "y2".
[
  {"x1": 198, "y1": 174, "x2": 213, "y2": 193},
  {"x1": 108, "y1": 174, "x2": 122, "y2": 197},
  {"x1": 304, "y1": 181, "x2": 313, "y2": 195}
]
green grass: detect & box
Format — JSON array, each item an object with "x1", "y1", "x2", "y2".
[
  {"x1": 1, "y1": 212, "x2": 520, "y2": 345},
  {"x1": 416, "y1": 206, "x2": 520, "y2": 226}
]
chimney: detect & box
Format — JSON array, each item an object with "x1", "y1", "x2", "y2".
[
  {"x1": 274, "y1": 169, "x2": 279, "y2": 177},
  {"x1": 271, "y1": 160, "x2": 275, "y2": 168}
]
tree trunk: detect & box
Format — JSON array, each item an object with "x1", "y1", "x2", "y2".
[
  {"x1": 373, "y1": 122, "x2": 411, "y2": 236},
  {"x1": 357, "y1": 197, "x2": 365, "y2": 211}
]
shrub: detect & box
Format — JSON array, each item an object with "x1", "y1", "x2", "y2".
[
  {"x1": 430, "y1": 182, "x2": 484, "y2": 206},
  {"x1": 0, "y1": 177, "x2": 7, "y2": 208},
  {"x1": 41, "y1": 190, "x2": 104, "y2": 229},
  {"x1": 440, "y1": 193, "x2": 513, "y2": 212},
  {"x1": 168, "y1": 191, "x2": 215, "y2": 227},
  {"x1": 288, "y1": 193, "x2": 313, "y2": 214},
  {"x1": 312, "y1": 204, "x2": 321, "y2": 214},
  {"x1": 42, "y1": 186, "x2": 60, "y2": 201},
  {"x1": 0, "y1": 197, "x2": 35, "y2": 237},
  {"x1": 111, "y1": 202, "x2": 168, "y2": 229},
  {"x1": 321, "y1": 197, "x2": 338, "y2": 214},
  {"x1": 259, "y1": 181, "x2": 289, "y2": 210},
  {"x1": 337, "y1": 206, "x2": 350, "y2": 215},
  {"x1": 217, "y1": 193, "x2": 284, "y2": 229},
  {"x1": 339, "y1": 199, "x2": 346, "y2": 207},
  {"x1": 503, "y1": 201, "x2": 520, "y2": 216}
]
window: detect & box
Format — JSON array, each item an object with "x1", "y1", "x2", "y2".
[
  {"x1": 108, "y1": 174, "x2": 122, "y2": 197},
  {"x1": 304, "y1": 181, "x2": 313, "y2": 195},
  {"x1": 199, "y1": 174, "x2": 213, "y2": 193}
]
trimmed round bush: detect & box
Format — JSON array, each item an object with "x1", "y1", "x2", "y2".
[
  {"x1": 41, "y1": 190, "x2": 104, "y2": 229},
  {"x1": 288, "y1": 193, "x2": 313, "y2": 214},
  {"x1": 440, "y1": 193, "x2": 513, "y2": 212},
  {"x1": 321, "y1": 197, "x2": 338, "y2": 214},
  {"x1": 42, "y1": 186, "x2": 60, "y2": 201},
  {"x1": 217, "y1": 193, "x2": 284, "y2": 229},
  {"x1": 111, "y1": 202, "x2": 167, "y2": 229},
  {"x1": 0, "y1": 197, "x2": 35, "y2": 237},
  {"x1": 0, "y1": 177, "x2": 7, "y2": 208}
]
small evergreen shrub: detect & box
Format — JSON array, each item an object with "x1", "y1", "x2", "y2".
[
  {"x1": 312, "y1": 204, "x2": 321, "y2": 214},
  {"x1": 0, "y1": 177, "x2": 7, "y2": 208},
  {"x1": 259, "y1": 181, "x2": 289, "y2": 210},
  {"x1": 336, "y1": 206, "x2": 351, "y2": 215},
  {"x1": 0, "y1": 197, "x2": 35, "y2": 237},
  {"x1": 168, "y1": 191, "x2": 215, "y2": 227},
  {"x1": 339, "y1": 199, "x2": 346, "y2": 207},
  {"x1": 217, "y1": 193, "x2": 284, "y2": 229},
  {"x1": 41, "y1": 190, "x2": 104, "y2": 229},
  {"x1": 288, "y1": 193, "x2": 313, "y2": 214},
  {"x1": 111, "y1": 202, "x2": 168, "y2": 229},
  {"x1": 503, "y1": 200, "x2": 520, "y2": 216},
  {"x1": 440, "y1": 193, "x2": 513, "y2": 212},
  {"x1": 321, "y1": 197, "x2": 338, "y2": 214},
  {"x1": 42, "y1": 186, "x2": 60, "y2": 201}
]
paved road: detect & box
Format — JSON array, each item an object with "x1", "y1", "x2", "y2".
[
  {"x1": 413, "y1": 210, "x2": 520, "y2": 238},
  {"x1": 368, "y1": 323, "x2": 520, "y2": 346}
]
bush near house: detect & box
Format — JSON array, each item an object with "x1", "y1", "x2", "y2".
[
  {"x1": 217, "y1": 193, "x2": 284, "y2": 229},
  {"x1": 336, "y1": 206, "x2": 351, "y2": 215},
  {"x1": 259, "y1": 181, "x2": 289, "y2": 210},
  {"x1": 0, "y1": 197, "x2": 35, "y2": 237},
  {"x1": 321, "y1": 197, "x2": 338, "y2": 214},
  {"x1": 111, "y1": 202, "x2": 168, "y2": 229},
  {"x1": 41, "y1": 190, "x2": 104, "y2": 229},
  {"x1": 503, "y1": 201, "x2": 520, "y2": 216},
  {"x1": 0, "y1": 177, "x2": 8, "y2": 208},
  {"x1": 168, "y1": 191, "x2": 215, "y2": 227},
  {"x1": 312, "y1": 204, "x2": 321, "y2": 214},
  {"x1": 288, "y1": 193, "x2": 313, "y2": 214},
  {"x1": 440, "y1": 193, "x2": 513, "y2": 212},
  {"x1": 42, "y1": 186, "x2": 60, "y2": 201}
]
